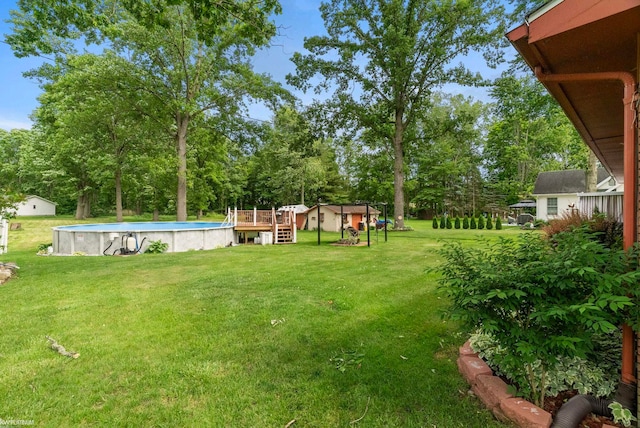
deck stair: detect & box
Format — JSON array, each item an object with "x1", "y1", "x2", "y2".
[{"x1": 230, "y1": 207, "x2": 297, "y2": 244}]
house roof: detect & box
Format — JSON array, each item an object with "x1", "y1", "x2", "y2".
[
  {"x1": 24, "y1": 195, "x2": 57, "y2": 205},
  {"x1": 305, "y1": 205, "x2": 381, "y2": 215},
  {"x1": 532, "y1": 168, "x2": 610, "y2": 195},
  {"x1": 506, "y1": 0, "x2": 640, "y2": 182}
]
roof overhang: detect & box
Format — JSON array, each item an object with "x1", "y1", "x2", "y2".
[{"x1": 506, "y1": 0, "x2": 640, "y2": 182}]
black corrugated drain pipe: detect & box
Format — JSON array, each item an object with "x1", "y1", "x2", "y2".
[{"x1": 550, "y1": 382, "x2": 636, "y2": 428}]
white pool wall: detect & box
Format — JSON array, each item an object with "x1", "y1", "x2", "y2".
[{"x1": 52, "y1": 222, "x2": 235, "y2": 255}]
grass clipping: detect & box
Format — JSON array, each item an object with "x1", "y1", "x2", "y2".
[{"x1": 46, "y1": 335, "x2": 80, "y2": 359}]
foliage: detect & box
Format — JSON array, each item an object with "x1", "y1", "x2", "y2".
[
  {"x1": 470, "y1": 217, "x2": 477, "y2": 229},
  {"x1": 329, "y1": 349, "x2": 364, "y2": 373},
  {"x1": 484, "y1": 73, "x2": 589, "y2": 205},
  {"x1": 463, "y1": 216, "x2": 469, "y2": 229},
  {"x1": 454, "y1": 217, "x2": 461, "y2": 229},
  {"x1": 437, "y1": 229, "x2": 640, "y2": 407},
  {"x1": 543, "y1": 211, "x2": 623, "y2": 249},
  {"x1": 0, "y1": 189, "x2": 25, "y2": 220},
  {"x1": 469, "y1": 331, "x2": 617, "y2": 399},
  {"x1": 495, "y1": 217, "x2": 502, "y2": 230},
  {"x1": 144, "y1": 240, "x2": 169, "y2": 254},
  {"x1": 486, "y1": 216, "x2": 493, "y2": 230},
  {"x1": 477, "y1": 215, "x2": 485, "y2": 230},
  {"x1": 439, "y1": 216, "x2": 446, "y2": 229},
  {"x1": 609, "y1": 402, "x2": 637, "y2": 427},
  {"x1": 432, "y1": 217, "x2": 438, "y2": 229},
  {"x1": 446, "y1": 217, "x2": 452, "y2": 229},
  {"x1": 287, "y1": 0, "x2": 507, "y2": 229}
]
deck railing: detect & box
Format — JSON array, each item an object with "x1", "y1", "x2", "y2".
[{"x1": 230, "y1": 207, "x2": 295, "y2": 226}]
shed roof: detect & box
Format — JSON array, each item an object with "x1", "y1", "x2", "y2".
[
  {"x1": 305, "y1": 205, "x2": 381, "y2": 215},
  {"x1": 532, "y1": 168, "x2": 610, "y2": 195}
]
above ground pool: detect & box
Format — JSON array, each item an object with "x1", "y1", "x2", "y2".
[{"x1": 52, "y1": 222, "x2": 235, "y2": 255}]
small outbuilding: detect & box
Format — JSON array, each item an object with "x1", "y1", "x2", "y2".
[
  {"x1": 15, "y1": 195, "x2": 57, "y2": 216},
  {"x1": 303, "y1": 205, "x2": 381, "y2": 232},
  {"x1": 533, "y1": 169, "x2": 617, "y2": 221}
]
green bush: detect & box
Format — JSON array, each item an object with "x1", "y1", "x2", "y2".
[
  {"x1": 436, "y1": 229, "x2": 640, "y2": 407},
  {"x1": 145, "y1": 240, "x2": 169, "y2": 254},
  {"x1": 432, "y1": 217, "x2": 438, "y2": 229},
  {"x1": 446, "y1": 217, "x2": 452, "y2": 229},
  {"x1": 462, "y1": 216, "x2": 469, "y2": 229},
  {"x1": 439, "y1": 216, "x2": 446, "y2": 229},
  {"x1": 469, "y1": 331, "x2": 618, "y2": 399},
  {"x1": 486, "y1": 216, "x2": 493, "y2": 230},
  {"x1": 495, "y1": 217, "x2": 502, "y2": 230},
  {"x1": 454, "y1": 217, "x2": 461, "y2": 229},
  {"x1": 469, "y1": 217, "x2": 476, "y2": 229},
  {"x1": 477, "y1": 215, "x2": 485, "y2": 229}
]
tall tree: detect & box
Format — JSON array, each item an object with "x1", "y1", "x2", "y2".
[
  {"x1": 409, "y1": 94, "x2": 486, "y2": 217},
  {"x1": 287, "y1": 0, "x2": 506, "y2": 229},
  {"x1": 484, "y1": 73, "x2": 589, "y2": 204},
  {"x1": 8, "y1": 0, "x2": 285, "y2": 221}
]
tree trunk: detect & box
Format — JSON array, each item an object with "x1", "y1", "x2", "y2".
[
  {"x1": 175, "y1": 113, "x2": 190, "y2": 221},
  {"x1": 585, "y1": 150, "x2": 598, "y2": 193},
  {"x1": 392, "y1": 108, "x2": 406, "y2": 229},
  {"x1": 115, "y1": 166, "x2": 123, "y2": 222},
  {"x1": 83, "y1": 194, "x2": 91, "y2": 219},
  {"x1": 153, "y1": 208, "x2": 159, "y2": 221},
  {"x1": 75, "y1": 193, "x2": 85, "y2": 220}
]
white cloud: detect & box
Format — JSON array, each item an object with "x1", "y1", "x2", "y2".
[{"x1": 0, "y1": 117, "x2": 32, "y2": 131}]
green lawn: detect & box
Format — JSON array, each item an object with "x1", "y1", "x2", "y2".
[{"x1": 1, "y1": 217, "x2": 521, "y2": 427}]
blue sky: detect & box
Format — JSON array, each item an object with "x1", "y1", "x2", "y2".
[{"x1": 0, "y1": 0, "x2": 509, "y2": 131}]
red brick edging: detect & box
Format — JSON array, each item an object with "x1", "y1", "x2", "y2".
[
  {"x1": 457, "y1": 341, "x2": 619, "y2": 428},
  {"x1": 458, "y1": 341, "x2": 553, "y2": 428}
]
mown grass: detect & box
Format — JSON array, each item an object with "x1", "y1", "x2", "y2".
[{"x1": 1, "y1": 216, "x2": 522, "y2": 427}]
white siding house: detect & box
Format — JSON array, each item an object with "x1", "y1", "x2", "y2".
[
  {"x1": 15, "y1": 196, "x2": 57, "y2": 216},
  {"x1": 533, "y1": 169, "x2": 619, "y2": 221}
]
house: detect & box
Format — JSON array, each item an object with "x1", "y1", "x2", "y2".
[
  {"x1": 532, "y1": 168, "x2": 618, "y2": 221},
  {"x1": 303, "y1": 205, "x2": 381, "y2": 232},
  {"x1": 15, "y1": 195, "x2": 57, "y2": 216},
  {"x1": 507, "y1": 0, "x2": 640, "y2": 410}
]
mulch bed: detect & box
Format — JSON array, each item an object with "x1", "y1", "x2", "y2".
[{"x1": 544, "y1": 390, "x2": 622, "y2": 428}]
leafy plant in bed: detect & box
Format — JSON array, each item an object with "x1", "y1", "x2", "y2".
[{"x1": 436, "y1": 227, "x2": 640, "y2": 409}]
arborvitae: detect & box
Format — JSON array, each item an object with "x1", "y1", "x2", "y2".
[
  {"x1": 462, "y1": 216, "x2": 469, "y2": 229},
  {"x1": 432, "y1": 217, "x2": 439, "y2": 229},
  {"x1": 486, "y1": 216, "x2": 493, "y2": 230},
  {"x1": 446, "y1": 217, "x2": 452, "y2": 229},
  {"x1": 454, "y1": 217, "x2": 461, "y2": 229},
  {"x1": 440, "y1": 216, "x2": 446, "y2": 229},
  {"x1": 470, "y1": 217, "x2": 477, "y2": 229},
  {"x1": 495, "y1": 217, "x2": 502, "y2": 230},
  {"x1": 478, "y1": 215, "x2": 485, "y2": 229}
]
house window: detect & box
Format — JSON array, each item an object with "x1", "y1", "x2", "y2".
[
  {"x1": 547, "y1": 198, "x2": 558, "y2": 215},
  {"x1": 342, "y1": 214, "x2": 348, "y2": 224},
  {"x1": 320, "y1": 213, "x2": 325, "y2": 223},
  {"x1": 33, "y1": 205, "x2": 37, "y2": 209}
]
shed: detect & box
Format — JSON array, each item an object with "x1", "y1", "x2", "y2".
[
  {"x1": 15, "y1": 196, "x2": 57, "y2": 216},
  {"x1": 303, "y1": 205, "x2": 381, "y2": 232}
]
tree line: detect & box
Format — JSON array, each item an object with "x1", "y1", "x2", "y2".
[{"x1": 1, "y1": 0, "x2": 587, "y2": 223}]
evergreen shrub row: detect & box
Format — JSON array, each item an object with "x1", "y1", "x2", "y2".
[{"x1": 431, "y1": 215, "x2": 502, "y2": 230}]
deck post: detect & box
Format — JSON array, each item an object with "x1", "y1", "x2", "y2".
[
  {"x1": 293, "y1": 211, "x2": 297, "y2": 243},
  {"x1": 253, "y1": 207, "x2": 257, "y2": 226}
]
